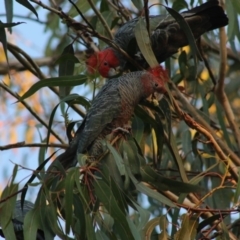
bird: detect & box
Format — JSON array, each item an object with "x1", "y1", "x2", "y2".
[
  {"x1": 0, "y1": 200, "x2": 45, "y2": 240},
  {"x1": 49, "y1": 68, "x2": 167, "y2": 171},
  {"x1": 86, "y1": 0, "x2": 228, "y2": 78}
]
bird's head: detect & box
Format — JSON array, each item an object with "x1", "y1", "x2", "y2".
[
  {"x1": 86, "y1": 49, "x2": 120, "y2": 78},
  {"x1": 141, "y1": 66, "x2": 168, "y2": 97}
]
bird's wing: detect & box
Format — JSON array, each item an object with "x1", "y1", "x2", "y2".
[{"x1": 77, "y1": 79, "x2": 122, "y2": 153}]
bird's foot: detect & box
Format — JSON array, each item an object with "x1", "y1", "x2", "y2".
[{"x1": 112, "y1": 125, "x2": 132, "y2": 140}]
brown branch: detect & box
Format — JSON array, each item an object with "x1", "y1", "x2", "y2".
[
  {"x1": 87, "y1": 0, "x2": 113, "y2": 39},
  {"x1": 0, "y1": 81, "x2": 65, "y2": 144},
  {"x1": 0, "y1": 52, "x2": 85, "y2": 75},
  {"x1": 214, "y1": 4, "x2": 240, "y2": 151},
  {"x1": 201, "y1": 38, "x2": 240, "y2": 64},
  {"x1": 0, "y1": 142, "x2": 68, "y2": 151},
  {"x1": 30, "y1": 0, "x2": 143, "y2": 70},
  {"x1": 164, "y1": 190, "x2": 238, "y2": 240},
  {"x1": 170, "y1": 82, "x2": 240, "y2": 180},
  {"x1": 5, "y1": 42, "x2": 86, "y2": 118}
]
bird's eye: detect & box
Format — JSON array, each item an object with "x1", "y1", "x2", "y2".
[
  {"x1": 154, "y1": 83, "x2": 159, "y2": 87},
  {"x1": 104, "y1": 61, "x2": 108, "y2": 66}
]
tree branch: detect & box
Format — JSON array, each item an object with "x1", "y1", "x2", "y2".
[
  {"x1": 214, "y1": 1, "x2": 240, "y2": 151},
  {"x1": 0, "y1": 141, "x2": 68, "y2": 151},
  {"x1": 0, "y1": 81, "x2": 65, "y2": 144}
]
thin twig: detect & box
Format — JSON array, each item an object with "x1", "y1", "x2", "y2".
[
  {"x1": 0, "y1": 81, "x2": 65, "y2": 143},
  {"x1": 170, "y1": 82, "x2": 240, "y2": 180},
  {"x1": 6, "y1": 42, "x2": 86, "y2": 118},
  {"x1": 87, "y1": 0, "x2": 113, "y2": 39},
  {"x1": 0, "y1": 142, "x2": 68, "y2": 151},
  {"x1": 214, "y1": 0, "x2": 240, "y2": 151}
]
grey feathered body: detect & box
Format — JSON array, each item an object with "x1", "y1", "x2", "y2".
[
  {"x1": 55, "y1": 71, "x2": 156, "y2": 170},
  {"x1": 112, "y1": 0, "x2": 228, "y2": 70}
]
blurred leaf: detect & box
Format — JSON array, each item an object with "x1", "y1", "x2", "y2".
[
  {"x1": 132, "y1": 116, "x2": 144, "y2": 145},
  {"x1": 141, "y1": 165, "x2": 201, "y2": 193},
  {"x1": 0, "y1": 184, "x2": 18, "y2": 240},
  {"x1": 94, "y1": 179, "x2": 135, "y2": 240},
  {"x1": 121, "y1": 139, "x2": 141, "y2": 178},
  {"x1": 0, "y1": 21, "x2": 8, "y2": 63},
  {"x1": 4, "y1": 0, "x2": 13, "y2": 32},
  {"x1": 19, "y1": 75, "x2": 88, "y2": 101},
  {"x1": 85, "y1": 215, "x2": 96, "y2": 240},
  {"x1": 73, "y1": 195, "x2": 86, "y2": 237},
  {"x1": 219, "y1": 221, "x2": 230, "y2": 240},
  {"x1": 16, "y1": 0, "x2": 38, "y2": 19},
  {"x1": 131, "y1": 0, "x2": 143, "y2": 10},
  {"x1": 143, "y1": 217, "x2": 161, "y2": 239},
  {"x1": 197, "y1": 214, "x2": 225, "y2": 232},
  {"x1": 230, "y1": 0, "x2": 240, "y2": 13},
  {"x1": 172, "y1": 0, "x2": 188, "y2": 11},
  {"x1": 169, "y1": 129, "x2": 188, "y2": 182},
  {"x1": 23, "y1": 208, "x2": 39, "y2": 240},
  {"x1": 234, "y1": 167, "x2": 240, "y2": 204},
  {"x1": 65, "y1": 170, "x2": 75, "y2": 234},
  {"x1": 175, "y1": 214, "x2": 191, "y2": 240},
  {"x1": 165, "y1": 6, "x2": 201, "y2": 79},
  {"x1": 123, "y1": 152, "x2": 175, "y2": 207},
  {"x1": 135, "y1": 17, "x2": 158, "y2": 68},
  {"x1": 106, "y1": 142, "x2": 126, "y2": 176},
  {"x1": 69, "y1": 0, "x2": 98, "y2": 17},
  {"x1": 58, "y1": 44, "x2": 79, "y2": 77},
  {"x1": 215, "y1": 99, "x2": 232, "y2": 148},
  {"x1": 226, "y1": 1, "x2": 239, "y2": 41},
  {"x1": 130, "y1": 201, "x2": 150, "y2": 231},
  {"x1": 0, "y1": 22, "x2": 23, "y2": 28},
  {"x1": 100, "y1": 0, "x2": 110, "y2": 12},
  {"x1": 20, "y1": 152, "x2": 56, "y2": 208},
  {"x1": 46, "y1": 94, "x2": 84, "y2": 151}
]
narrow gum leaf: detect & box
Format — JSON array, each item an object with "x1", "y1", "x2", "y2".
[
  {"x1": 134, "y1": 18, "x2": 158, "y2": 68},
  {"x1": 165, "y1": 6, "x2": 201, "y2": 79},
  {"x1": 19, "y1": 75, "x2": 87, "y2": 101}
]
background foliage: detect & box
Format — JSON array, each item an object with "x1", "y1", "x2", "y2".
[{"x1": 0, "y1": 0, "x2": 240, "y2": 239}]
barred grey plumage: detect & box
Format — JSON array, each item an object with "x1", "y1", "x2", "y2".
[{"x1": 86, "y1": 0, "x2": 228, "y2": 77}]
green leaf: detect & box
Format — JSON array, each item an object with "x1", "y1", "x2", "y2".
[
  {"x1": 4, "y1": 0, "x2": 13, "y2": 32},
  {"x1": 172, "y1": 0, "x2": 188, "y2": 11},
  {"x1": 121, "y1": 139, "x2": 141, "y2": 178},
  {"x1": 46, "y1": 94, "x2": 84, "y2": 152},
  {"x1": 130, "y1": 201, "x2": 150, "y2": 231},
  {"x1": 19, "y1": 75, "x2": 87, "y2": 101},
  {"x1": 234, "y1": 167, "x2": 240, "y2": 204},
  {"x1": 23, "y1": 208, "x2": 39, "y2": 240},
  {"x1": 0, "y1": 21, "x2": 8, "y2": 63},
  {"x1": 165, "y1": 6, "x2": 201, "y2": 80},
  {"x1": 100, "y1": 0, "x2": 110, "y2": 12},
  {"x1": 65, "y1": 170, "x2": 75, "y2": 234},
  {"x1": 230, "y1": 0, "x2": 240, "y2": 13},
  {"x1": 58, "y1": 44, "x2": 75, "y2": 71},
  {"x1": 131, "y1": 0, "x2": 143, "y2": 10},
  {"x1": 0, "y1": 184, "x2": 18, "y2": 240},
  {"x1": 58, "y1": 44, "x2": 79, "y2": 98},
  {"x1": 73, "y1": 195, "x2": 86, "y2": 237},
  {"x1": 123, "y1": 152, "x2": 175, "y2": 207},
  {"x1": 20, "y1": 152, "x2": 56, "y2": 207},
  {"x1": 142, "y1": 217, "x2": 161, "y2": 239},
  {"x1": 94, "y1": 179, "x2": 134, "y2": 240},
  {"x1": 16, "y1": 0, "x2": 38, "y2": 19},
  {"x1": 0, "y1": 22, "x2": 23, "y2": 29},
  {"x1": 175, "y1": 214, "x2": 191, "y2": 240},
  {"x1": 141, "y1": 165, "x2": 201, "y2": 193},
  {"x1": 85, "y1": 215, "x2": 96, "y2": 240},
  {"x1": 134, "y1": 17, "x2": 158, "y2": 68},
  {"x1": 106, "y1": 142, "x2": 126, "y2": 176}
]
